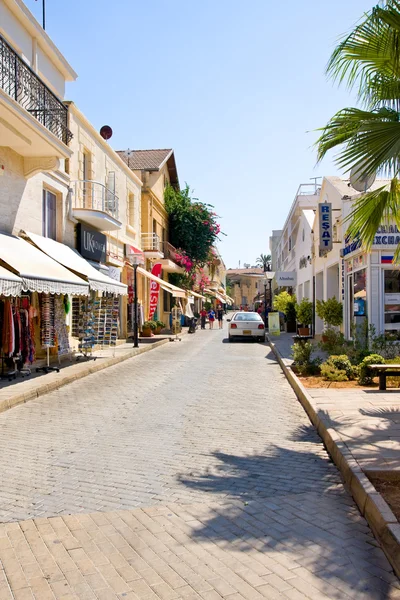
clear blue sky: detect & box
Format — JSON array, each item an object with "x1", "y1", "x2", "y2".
[{"x1": 27, "y1": 0, "x2": 372, "y2": 269}]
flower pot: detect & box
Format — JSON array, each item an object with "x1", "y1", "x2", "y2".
[
  {"x1": 298, "y1": 327, "x2": 310, "y2": 336},
  {"x1": 155, "y1": 326, "x2": 162, "y2": 335},
  {"x1": 141, "y1": 327, "x2": 152, "y2": 337},
  {"x1": 321, "y1": 334, "x2": 329, "y2": 343}
]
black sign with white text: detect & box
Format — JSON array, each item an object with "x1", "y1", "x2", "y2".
[{"x1": 76, "y1": 223, "x2": 107, "y2": 263}]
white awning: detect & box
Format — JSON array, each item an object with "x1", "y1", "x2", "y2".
[
  {"x1": 137, "y1": 267, "x2": 186, "y2": 298},
  {"x1": 0, "y1": 233, "x2": 89, "y2": 296},
  {"x1": 0, "y1": 265, "x2": 23, "y2": 296},
  {"x1": 22, "y1": 232, "x2": 127, "y2": 296},
  {"x1": 191, "y1": 290, "x2": 206, "y2": 301},
  {"x1": 204, "y1": 288, "x2": 226, "y2": 303}
]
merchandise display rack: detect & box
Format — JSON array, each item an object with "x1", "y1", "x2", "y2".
[{"x1": 72, "y1": 297, "x2": 96, "y2": 361}]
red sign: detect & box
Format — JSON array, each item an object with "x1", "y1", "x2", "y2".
[{"x1": 149, "y1": 263, "x2": 162, "y2": 319}]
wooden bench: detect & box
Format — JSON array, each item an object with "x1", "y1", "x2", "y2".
[{"x1": 368, "y1": 364, "x2": 400, "y2": 390}]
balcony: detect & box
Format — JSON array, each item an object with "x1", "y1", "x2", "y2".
[
  {"x1": 72, "y1": 181, "x2": 122, "y2": 231},
  {"x1": 0, "y1": 35, "x2": 73, "y2": 167},
  {"x1": 159, "y1": 241, "x2": 184, "y2": 273},
  {"x1": 141, "y1": 233, "x2": 164, "y2": 259}
]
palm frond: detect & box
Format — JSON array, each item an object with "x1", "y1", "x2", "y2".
[
  {"x1": 327, "y1": 1, "x2": 400, "y2": 106},
  {"x1": 316, "y1": 106, "x2": 400, "y2": 177},
  {"x1": 345, "y1": 178, "x2": 400, "y2": 261}
]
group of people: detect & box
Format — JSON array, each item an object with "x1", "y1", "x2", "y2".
[{"x1": 199, "y1": 306, "x2": 224, "y2": 330}]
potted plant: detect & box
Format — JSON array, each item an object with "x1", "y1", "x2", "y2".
[
  {"x1": 273, "y1": 291, "x2": 297, "y2": 333},
  {"x1": 155, "y1": 320, "x2": 165, "y2": 335},
  {"x1": 141, "y1": 320, "x2": 157, "y2": 337},
  {"x1": 296, "y1": 298, "x2": 313, "y2": 336},
  {"x1": 316, "y1": 297, "x2": 343, "y2": 341}
]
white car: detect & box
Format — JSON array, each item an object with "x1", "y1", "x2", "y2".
[{"x1": 227, "y1": 311, "x2": 266, "y2": 343}]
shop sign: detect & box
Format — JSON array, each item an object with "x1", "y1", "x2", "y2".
[
  {"x1": 276, "y1": 271, "x2": 296, "y2": 287},
  {"x1": 77, "y1": 224, "x2": 106, "y2": 263},
  {"x1": 268, "y1": 312, "x2": 280, "y2": 336},
  {"x1": 299, "y1": 256, "x2": 309, "y2": 269},
  {"x1": 343, "y1": 237, "x2": 362, "y2": 257},
  {"x1": 319, "y1": 203, "x2": 332, "y2": 252},
  {"x1": 149, "y1": 263, "x2": 162, "y2": 319},
  {"x1": 373, "y1": 234, "x2": 400, "y2": 248},
  {"x1": 385, "y1": 293, "x2": 400, "y2": 304}
]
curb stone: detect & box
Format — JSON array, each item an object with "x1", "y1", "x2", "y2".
[
  {"x1": 268, "y1": 336, "x2": 400, "y2": 578},
  {"x1": 0, "y1": 338, "x2": 171, "y2": 415}
]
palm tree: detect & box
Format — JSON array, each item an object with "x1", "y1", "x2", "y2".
[
  {"x1": 316, "y1": 0, "x2": 400, "y2": 258},
  {"x1": 256, "y1": 253, "x2": 272, "y2": 271}
]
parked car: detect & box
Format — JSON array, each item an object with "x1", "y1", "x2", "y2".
[{"x1": 227, "y1": 311, "x2": 266, "y2": 342}]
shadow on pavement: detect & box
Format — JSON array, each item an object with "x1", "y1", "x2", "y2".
[{"x1": 179, "y1": 425, "x2": 396, "y2": 599}]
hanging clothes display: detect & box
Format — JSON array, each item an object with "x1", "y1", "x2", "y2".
[
  {"x1": 0, "y1": 296, "x2": 36, "y2": 370},
  {"x1": 55, "y1": 296, "x2": 71, "y2": 357},
  {"x1": 40, "y1": 294, "x2": 56, "y2": 348}
]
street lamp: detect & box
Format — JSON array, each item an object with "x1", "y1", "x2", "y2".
[
  {"x1": 263, "y1": 271, "x2": 275, "y2": 328},
  {"x1": 129, "y1": 251, "x2": 145, "y2": 348}
]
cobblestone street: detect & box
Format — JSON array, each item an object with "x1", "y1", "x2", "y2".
[{"x1": 0, "y1": 330, "x2": 398, "y2": 599}]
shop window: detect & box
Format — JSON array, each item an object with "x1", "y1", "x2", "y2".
[
  {"x1": 128, "y1": 193, "x2": 135, "y2": 227},
  {"x1": 163, "y1": 289, "x2": 171, "y2": 313},
  {"x1": 384, "y1": 271, "x2": 400, "y2": 333},
  {"x1": 42, "y1": 189, "x2": 57, "y2": 240},
  {"x1": 353, "y1": 269, "x2": 367, "y2": 317}
]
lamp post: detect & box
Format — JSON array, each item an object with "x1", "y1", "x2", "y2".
[
  {"x1": 129, "y1": 251, "x2": 144, "y2": 348},
  {"x1": 263, "y1": 274, "x2": 268, "y2": 326},
  {"x1": 263, "y1": 271, "x2": 275, "y2": 329}
]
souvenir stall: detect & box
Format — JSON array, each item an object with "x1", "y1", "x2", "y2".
[
  {"x1": 21, "y1": 232, "x2": 127, "y2": 352},
  {"x1": 0, "y1": 233, "x2": 90, "y2": 374}
]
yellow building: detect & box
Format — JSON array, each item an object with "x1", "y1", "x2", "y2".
[
  {"x1": 202, "y1": 248, "x2": 229, "y2": 306},
  {"x1": 226, "y1": 268, "x2": 265, "y2": 310},
  {"x1": 118, "y1": 149, "x2": 184, "y2": 326}
]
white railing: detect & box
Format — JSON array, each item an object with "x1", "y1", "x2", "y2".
[
  {"x1": 141, "y1": 233, "x2": 161, "y2": 252},
  {"x1": 73, "y1": 180, "x2": 119, "y2": 220}
]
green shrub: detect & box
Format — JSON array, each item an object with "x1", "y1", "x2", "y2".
[
  {"x1": 358, "y1": 354, "x2": 385, "y2": 385},
  {"x1": 273, "y1": 291, "x2": 293, "y2": 314},
  {"x1": 156, "y1": 320, "x2": 166, "y2": 328},
  {"x1": 320, "y1": 355, "x2": 354, "y2": 381},
  {"x1": 296, "y1": 298, "x2": 313, "y2": 326},
  {"x1": 316, "y1": 297, "x2": 343, "y2": 327},
  {"x1": 142, "y1": 320, "x2": 157, "y2": 331},
  {"x1": 291, "y1": 341, "x2": 321, "y2": 376}
]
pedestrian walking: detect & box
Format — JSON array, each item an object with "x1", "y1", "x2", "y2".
[
  {"x1": 217, "y1": 307, "x2": 224, "y2": 329},
  {"x1": 200, "y1": 308, "x2": 207, "y2": 330},
  {"x1": 208, "y1": 309, "x2": 216, "y2": 330}
]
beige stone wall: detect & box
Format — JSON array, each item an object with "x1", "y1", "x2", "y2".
[
  {"x1": 67, "y1": 106, "x2": 142, "y2": 250},
  {"x1": 0, "y1": 146, "x2": 70, "y2": 242}
]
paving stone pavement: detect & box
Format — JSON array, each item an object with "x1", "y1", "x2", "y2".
[{"x1": 0, "y1": 329, "x2": 398, "y2": 599}]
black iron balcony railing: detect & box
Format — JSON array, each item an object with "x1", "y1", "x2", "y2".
[{"x1": 0, "y1": 35, "x2": 72, "y2": 145}]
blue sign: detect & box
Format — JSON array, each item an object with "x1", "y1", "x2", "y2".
[{"x1": 319, "y1": 203, "x2": 332, "y2": 252}]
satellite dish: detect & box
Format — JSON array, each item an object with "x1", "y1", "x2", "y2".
[
  {"x1": 350, "y1": 164, "x2": 376, "y2": 192},
  {"x1": 100, "y1": 125, "x2": 113, "y2": 141}
]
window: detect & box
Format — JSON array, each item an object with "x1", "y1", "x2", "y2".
[
  {"x1": 384, "y1": 271, "x2": 400, "y2": 334},
  {"x1": 64, "y1": 158, "x2": 70, "y2": 174},
  {"x1": 128, "y1": 193, "x2": 135, "y2": 227},
  {"x1": 152, "y1": 219, "x2": 157, "y2": 235},
  {"x1": 302, "y1": 228, "x2": 305, "y2": 242},
  {"x1": 83, "y1": 151, "x2": 90, "y2": 181},
  {"x1": 42, "y1": 189, "x2": 57, "y2": 240},
  {"x1": 289, "y1": 236, "x2": 292, "y2": 251}
]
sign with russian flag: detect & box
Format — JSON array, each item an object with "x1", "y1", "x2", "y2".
[{"x1": 381, "y1": 256, "x2": 393, "y2": 264}]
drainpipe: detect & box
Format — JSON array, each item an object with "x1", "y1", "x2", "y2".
[{"x1": 312, "y1": 275, "x2": 316, "y2": 338}]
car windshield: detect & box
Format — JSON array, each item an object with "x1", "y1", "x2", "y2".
[{"x1": 234, "y1": 313, "x2": 262, "y2": 321}]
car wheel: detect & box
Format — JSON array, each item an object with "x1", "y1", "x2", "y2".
[{"x1": 229, "y1": 336, "x2": 234, "y2": 342}]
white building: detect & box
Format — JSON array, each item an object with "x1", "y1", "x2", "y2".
[{"x1": 273, "y1": 183, "x2": 319, "y2": 301}]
